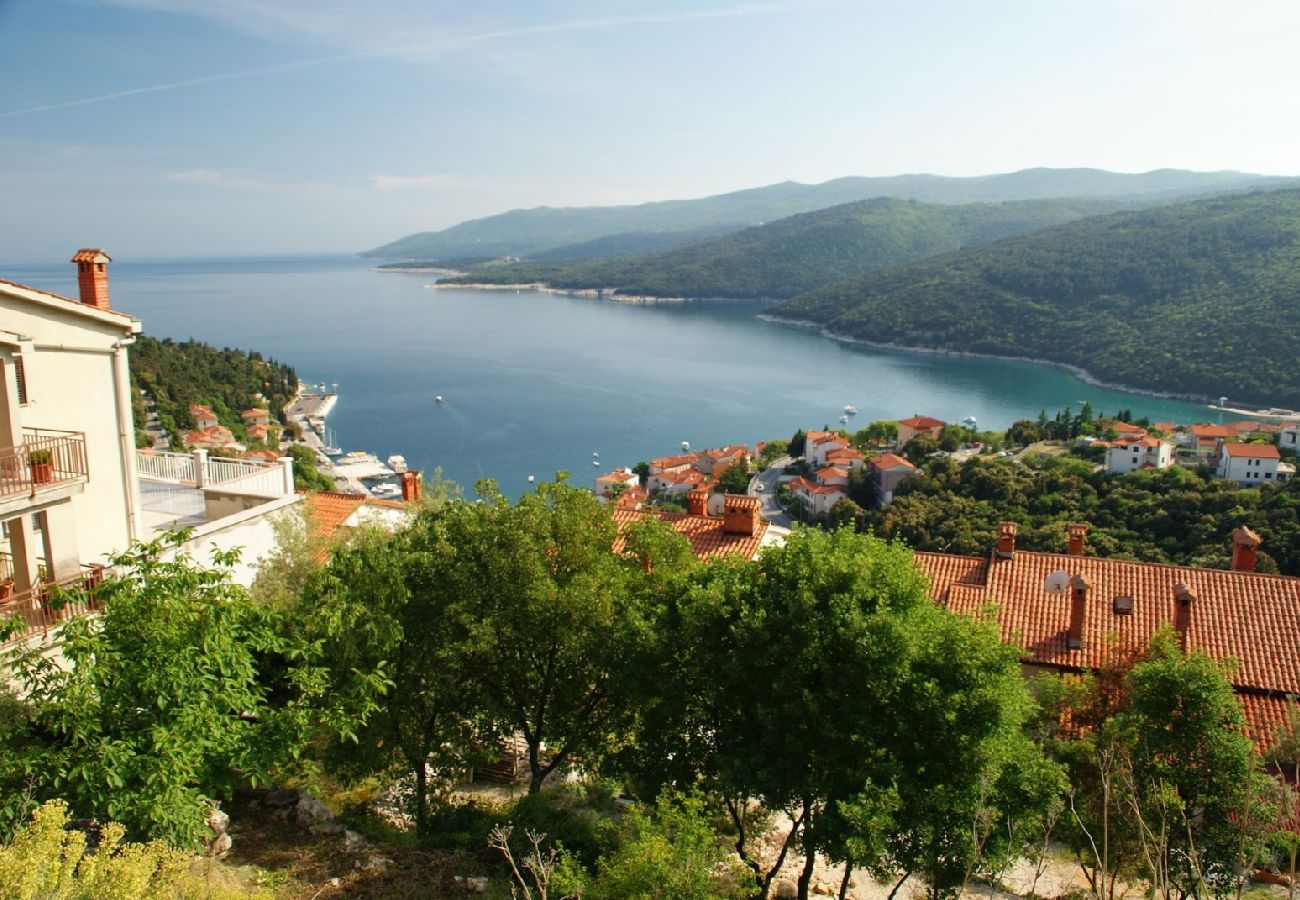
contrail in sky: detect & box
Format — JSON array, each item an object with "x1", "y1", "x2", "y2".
[{"x1": 0, "y1": 0, "x2": 849, "y2": 119}]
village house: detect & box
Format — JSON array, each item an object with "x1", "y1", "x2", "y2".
[
  {"x1": 1278, "y1": 422, "x2": 1299, "y2": 453},
  {"x1": 612, "y1": 489, "x2": 775, "y2": 561},
  {"x1": 694, "y1": 444, "x2": 751, "y2": 475},
  {"x1": 806, "y1": 432, "x2": 851, "y2": 467},
  {"x1": 646, "y1": 467, "x2": 708, "y2": 497},
  {"x1": 787, "y1": 475, "x2": 847, "y2": 519},
  {"x1": 246, "y1": 423, "x2": 270, "y2": 444},
  {"x1": 896, "y1": 414, "x2": 945, "y2": 445},
  {"x1": 914, "y1": 523, "x2": 1300, "y2": 752},
  {"x1": 1216, "y1": 442, "x2": 1284, "y2": 485},
  {"x1": 814, "y1": 465, "x2": 850, "y2": 488},
  {"x1": 825, "y1": 446, "x2": 867, "y2": 470},
  {"x1": 1105, "y1": 420, "x2": 1147, "y2": 438},
  {"x1": 594, "y1": 467, "x2": 640, "y2": 498},
  {"x1": 190, "y1": 403, "x2": 219, "y2": 430},
  {"x1": 241, "y1": 407, "x2": 270, "y2": 427},
  {"x1": 1103, "y1": 435, "x2": 1174, "y2": 475},
  {"x1": 646, "y1": 452, "x2": 696, "y2": 475},
  {"x1": 184, "y1": 424, "x2": 243, "y2": 452},
  {"x1": 870, "y1": 452, "x2": 917, "y2": 505}
]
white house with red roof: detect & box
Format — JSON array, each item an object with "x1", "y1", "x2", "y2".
[
  {"x1": 824, "y1": 447, "x2": 866, "y2": 470},
  {"x1": 787, "y1": 475, "x2": 847, "y2": 519},
  {"x1": 807, "y1": 432, "x2": 851, "y2": 467},
  {"x1": 594, "y1": 467, "x2": 640, "y2": 498},
  {"x1": 814, "y1": 465, "x2": 850, "y2": 487},
  {"x1": 189, "y1": 403, "x2": 219, "y2": 430},
  {"x1": 1279, "y1": 422, "x2": 1299, "y2": 454},
  {"x1": 896, "y1": 415, "x2": 945, "y2": 445},
  {"x1": 647, "y1": 467, "x2": 708, "y2": 497},
  {"x1": 1104, "y1": 436, "x2": 1174, "y2": 475},
  {"x1": 1217, "y1": 442, "x2": 1284, "y2": 485}
]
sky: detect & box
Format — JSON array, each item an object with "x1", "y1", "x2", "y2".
[{"x1": 1, "y1": 0, "x2": 1298, "y2": 260}]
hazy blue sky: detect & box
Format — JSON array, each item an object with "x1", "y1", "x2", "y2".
[{"x1": 2, "y1": 0, "x2": 1297, "y2": 259}]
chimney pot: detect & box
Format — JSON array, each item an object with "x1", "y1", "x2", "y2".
[
  {"x1": 686, "y1": 488, "x2": 708, "y2": 518},
  {"x1": 996, "y1": 522, "x2": 1018, "y2": 559},
  {"x1": 1067, "y1": 523, "x2": 1089, "y2": 556},
  {"x1": 401, "y1": 469, "x2": 422, "y2": 503},
  {"x1": 1173, "y1": 582, "x2": 1196, "y2": 651},
  {"x1": 1230, "y1": 526, "x2": 1261, "y2": 572},
  {"x1": 71, "y1": 248, "x2": 112, "y2": 310},
  {"x1": 722, "y1": 494, "x2": 760, "y2": 537},
  {"x1": 1068, "y1": 573, "x2": 1088, "y2": 650}
]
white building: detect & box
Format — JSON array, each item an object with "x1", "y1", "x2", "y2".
[
  {"x1": 1216, "y1": 442, "x2": 1283, "y2": 486},
  {"x1": 787, "y1": 476, "x2": 847, "y2": 519},
  {"x1": 594, "y1": 467, "x2": 640, "y2": 497},
  {"x1": 1281, "y1": 423, "x2": 1300, "y2": 454},
  {"x1": 1105, "y1": 436, "x2": 1174, "y2": 475},
  {"x1": 1, "y1": 250, "x2": 144, "y2": 606},
  {"x1": 807, "y1": 434, "x2": 851, "y2": 467}
]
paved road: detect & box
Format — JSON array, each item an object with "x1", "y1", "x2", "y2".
[{"x1": 749, "y1": 456, "x2": 793, "y2": 528}]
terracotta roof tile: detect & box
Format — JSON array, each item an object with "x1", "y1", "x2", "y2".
[
  {"x1": 303, "y1": 490, "x2": 367, "y2": 539},
  {"x1": 872, "y1": 453, "x2": 915, "y2": 470},
  {"x1": 898, "y1": 415, "x2": 945, "y2": 429},
  {"x1": 1223, "y1": 443, "x2": 1281, "y2": 459},
  {"x1": 611, "y1": 507, "x2": 768, "y2": 561}
]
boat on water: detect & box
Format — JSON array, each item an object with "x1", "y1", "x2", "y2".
[
  {"x1": 387, "y1": 454, "x2": 408, "y2": 473},
  {"x1": 336, "y1": 451, "x2": 380, "y2": 466},
  {"x1": 371, "y1": 483, "x2": 402, "y2": 499},
  {"x1": 844, "y1": 404, "x2": 858, "y2": 415},
  {"x1": 839, "y1": 415, "x2": 849, "y2": 424},
  {"x1": 435, "y1": 395, "x2": 444, "y2": 404}
]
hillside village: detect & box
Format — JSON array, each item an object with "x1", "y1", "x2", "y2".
[{"x1": 5, "y1": 254, "x2": 1300, "y2": 899}]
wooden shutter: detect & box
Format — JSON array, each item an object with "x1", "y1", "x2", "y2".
[{"x1": 14, "y1": 356, "x2": 27, "y2": 404}]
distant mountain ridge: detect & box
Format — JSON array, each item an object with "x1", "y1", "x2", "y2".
[
  {"x1": 770, "y1": 188, "x2": 1300, "y2": 407},
  {"x1": 435, "y1": 196, "x2": 1129, "y2": 299},
  {"x1": 364, "y1": 168, "x2": 1295, "y2": 259}
]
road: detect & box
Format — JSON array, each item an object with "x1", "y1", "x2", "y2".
[{"x1": 749, "y1": 456, "x2": 793, "y2": 528}]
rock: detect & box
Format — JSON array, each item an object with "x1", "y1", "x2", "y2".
[
  {"x1": 361, "y1": 855, "x2": 390, "y2": 871},
  {"x1": 466, "y1": 876, "x2": 489, "y2": 893},
  {"x1": 309, "y1": 822, "x2": 346, "y2": 836},
  {"x1": 342, "y1": 828, "x2": 370, "y2": 851},
  {"x1": 207, "y1": 832, "x2": 233, "y2": 860},
  {"x1": 813, "y1": 880, "x2": 834, "y2": 895},
  {"x1": 264, "y1": 789, "x2": 299, "y2": 809},
  {"x1": 293, "y1": 795, "x2": 334, "y2": 828},
  {"x1": 775, "y1": 881, "x2": 798, "y2": 899},
  {"x1": 206, "y1": 807, "x2": 230, "y2": 836}
]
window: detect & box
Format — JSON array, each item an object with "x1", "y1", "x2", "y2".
[{"x1": 14, "y1": 356, "x2": 27, "y2": 404}]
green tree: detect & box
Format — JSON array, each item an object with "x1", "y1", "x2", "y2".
[
  {"x1": 854, "y1": 420, "x2": 899, "y2": 447},
  {"x1": 286, "y1": 443, "x2": 333, "y2": 492},
  {"x1": 789, "y1": 429, "x2": 808, "y2": 458},
  {"x1": 1, "y1": 534, "x2": 355, "y2": 848},
  {"x1": 758, "y1": 439, "x2": 790, "y2": 468},
  {"x1": 714, "y1": 460, "x2": 753, "y2": 494}
]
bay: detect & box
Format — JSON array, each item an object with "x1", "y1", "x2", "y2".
[{"x1": 4, "y1": 254, "x2": 1218, "y2": 496}]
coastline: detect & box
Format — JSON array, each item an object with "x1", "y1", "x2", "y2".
[
  {"x1": 375, "y1": 266, "x2": 466, "y2": 276},
  {"x1": 429, "y1": 281, "x2": 698, "y2": 305},
  {"x1": 757, "y1": 313, "x2": 1217, "y2": 406}
]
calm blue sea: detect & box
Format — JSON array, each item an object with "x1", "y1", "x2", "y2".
[{"x1": 4, "y1": 254, "x2": 1217, "y2": 496}]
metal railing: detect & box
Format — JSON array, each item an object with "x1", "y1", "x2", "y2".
[
  {"x1": 0, "y1": 564, "x2": 105, "y2": 646},
  {"x1": 214, "y1": 462, "x2": 289, "y2": 498},
  {"x1": 206, "y1": 456, "x2": 277, "y2": 485},
  {"x1": 0, "y1": 430, "x2": 88, "y2": 498},
  {"x1": 136, "y1": 450, "x2": 198, "y2": 484}
]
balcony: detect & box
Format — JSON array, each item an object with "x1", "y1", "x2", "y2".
[
  {"x1": 0, "y1": 564, "x2": 105, "y2": 647},
  {"x1": 0, "y1": 430, "x2": 88, "y2": 517},
  {"x1": 137, "y1": 449, "x2": 295, "y2": 532}
]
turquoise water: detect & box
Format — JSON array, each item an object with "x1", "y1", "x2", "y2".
[{"x1": 4, "y1": 255, "x2": 1218, "y2": 496}]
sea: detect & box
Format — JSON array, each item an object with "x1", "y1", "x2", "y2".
[{"x1": 4, "y1": 254, "x2": 1219, "y2": 497}]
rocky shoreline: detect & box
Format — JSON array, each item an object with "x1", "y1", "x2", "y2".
[{"x1": 757, "y1": 314, "x2": 1217, "y2": 406}]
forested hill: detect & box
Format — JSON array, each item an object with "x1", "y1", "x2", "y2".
[
  {"x1": 129, "y1": 335, "x2": 297, "y2": 445},
  {"x1": 434, "y1": 197, "x2": 1127, "y2": 299},
  {"x1": 772, "y1": 189, "x2": 1300, "y2": 408},
  {"x1": 365, "y1": 168, "x2": 1292, "y2": 259}
]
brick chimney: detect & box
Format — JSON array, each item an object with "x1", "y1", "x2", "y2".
[
  {"x1": 1067, "y1": 523, "x2": 1088, "y2": 556},
  {"x1": 686, "y1": 488, "x2": 708, "y2": 518},
  {"x1": 1067, "y1": 573, "x2": 1089, "y2": 650},
  {"x1": 1173, "y1": 582, "x2": 1196, "y2": 652},
  {"x1": 722, "y1": 494, "x2": 760, "y2": 536},
  {"x1": 71, "y1": 248, "x2": 111, "y2": 310},
  {"x1": 1231, "y1": 526, "x2": 1261, "y2": 572},
  {"x1": 996, "y1": 522, "x2": 1018, "y2": 559},
  {"x1": 400, "y1": 469, "x2": 421, "y2": 503}
]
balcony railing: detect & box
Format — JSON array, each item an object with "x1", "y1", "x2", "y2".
[
  {"x1": 0, "y1": 564, "x2": 105, "y2": 646},
  {"x1": 137, "y1": 449, "x2": 292, "y2": 499},
  {"x1": 136, "y1": 450, "x2": 198, "y2": 484},
  {"x1": 0, "y1": 430, "x2": 88, "y2": 499}
]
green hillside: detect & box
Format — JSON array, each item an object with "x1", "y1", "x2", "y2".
[
  {"x1": 364, "y1": 168, "x2": 1292, "y2": 259},
  {"x1": 772, "y1": 189, "x2": 1300, "y2": 407},
  {"x1": 436, "y1": 197, "x2": 1126, "y2": 299}
]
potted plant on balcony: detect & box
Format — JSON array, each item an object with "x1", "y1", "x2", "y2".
[
  {"x1": 0, "y1": 579, "x2": 12, "y2": 603},
  {"x1": 29, "y1": 448, "x2": 53, "y2": 484}
]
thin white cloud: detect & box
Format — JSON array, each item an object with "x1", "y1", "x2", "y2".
[
  {"x1": 166, "y1": 168, "x2": 342, "y2": 193},
  {"x1": 2, "y1": 1, "x2": 850, "y2": 118},
  {"x1": 370, "y1": 174, "x2": 489, "y2": 192}
]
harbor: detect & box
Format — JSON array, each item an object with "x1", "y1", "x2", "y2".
[{"x1": 286, "y1": 382, "x2": 411, "y2": 499}]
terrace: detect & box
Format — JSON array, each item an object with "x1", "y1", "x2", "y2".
[{"x1": 0, "y1": 429, "x2": 88, "y2": 518}]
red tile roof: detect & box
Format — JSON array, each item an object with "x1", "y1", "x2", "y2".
[
  {"x1": 913, "y1": 546, "x2": 1300, "y2": 749},
  {"x1": 1223, "y1": 443, "x2": 1281, "y2": 459},
  {"x1": 303, "y1": 491, "x2": 367, "y2": 540},
  {"x1": 1107, "y1": 421, "x2": 1146, "y2": 434},
  {"x1": 872, "y1": 453, "x2": 915, "y2": 470},
  {"x1": 789, "y1": 475, "x2": 848, "y2": 496},
  {"x1": 611, "y1": 507, "x2": 768, "y2": 561},
  {"x1": 0, "y1": 275, "x2": 136, "y2": 322},
  {"x1": 816, "y1": 465, "x2": 849, "y2": 481},
  {"x1": 898, "y1": 415, "x2": 945, "y2": 429},
  {"x1": 1191, "y1": 424, "x2": 1235, "y2": 439},
  {"x1": 241, "y1": 408, "x2": 269, "y2": 419}
]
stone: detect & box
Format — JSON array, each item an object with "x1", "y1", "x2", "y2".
[
  {"x1": 775, "y1": 881, "x2": 799, "y2": 899},
  {"x1": 466, "y1": 876, "x2": 489, "y2": 893},
  {"x1": 264, "y1": 789, "x2": 298, "y2": 808},
  {"x1": 207, "y1": 832, "x2": 233, "y2": 860},
  {"x1": 293, "y1": 795, "x2": 334, "y2": 828},
  {"x1": 309, "y1": 822, "x2": 346, "y2": 836},
  {"x1": 342, "y1": 828, "x2": 370, "y2": 851},
  {"x1": 206, "y1": 807, "x2": 230, "y2": 836},
  {"x1": 813, "y1": 880, "x2": 834, "y2": 895}
]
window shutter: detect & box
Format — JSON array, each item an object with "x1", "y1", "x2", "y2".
[{"x1": 14, "y1": 357, "x2": 27, "y2": 404}]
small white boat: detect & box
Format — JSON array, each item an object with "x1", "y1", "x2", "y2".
[
  {"x1": 435, "y1": 395, "x2": 444, "y2": 404},
  {"x1": 371, "y1": 483, "x2": 402, "y2": 499},
  {"x1": 527, "y1": 475, "x2": 535, "y2": 483},
  {"x1": 387, "y1": 454, "x2": 408, "y2": 473},
  {"x1": 844, "y1": 404, "x2": 858, "y2": 415},
  {"x1": 322, "y1": 444, "x2": 342, "y2": 456},
  {"x1": 336, "y1": 451, "x2": 378, "y2": 466},
  {"x1": 681, "y1": 441, "x2": 690, "y2": 451},
  {"x1": 839, "y1": 415, "x2": 849, "y2": 424},
  {"x1": 592, "y1": 459, "x2": 600, "y2": 466}
]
